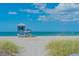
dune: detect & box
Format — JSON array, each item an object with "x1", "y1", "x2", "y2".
[{"x1": 0, "y1": 36, "x2": 79, "y2": 56}]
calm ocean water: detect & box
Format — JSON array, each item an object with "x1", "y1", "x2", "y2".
[{"x1": 0, "y1": 32, "x2": 79, "y2": 36}]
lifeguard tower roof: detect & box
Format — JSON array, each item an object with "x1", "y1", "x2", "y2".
[{"x1": 17, "y1": 23, "x2": 25, "y2": 26}]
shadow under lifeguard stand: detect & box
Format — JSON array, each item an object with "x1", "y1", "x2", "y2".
[{"x1": 17, "y1": 23, "x2": 31, "y2": 37}]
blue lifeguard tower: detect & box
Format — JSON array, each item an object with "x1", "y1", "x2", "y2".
[{"x1": 17, "y1": 23, "x2": 31, "y2": 37}]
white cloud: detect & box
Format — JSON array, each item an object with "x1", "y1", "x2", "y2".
[
  {"x1": 20, "y1": 3, "x2": 79, "y2": 22},
  {"x1": 19, "y1": 3, "x2": 46, "y2": 14},
  {"x1": 52, "y1": 3, "x2": 79, "y2": 22},
  {"x1": 38, "y1": 15, "x2": 48, "y2": 21},
  {"x1": 33, "y1": 3, "x2": 47, "y2": 11},
  {"x1": 20, "y1": 9, "x2": 40, "y2": 13},
  {"x1": 8, "y1": 11, "x2": 17, "y2": 15},
  {"x1": 34, "y1": 3, "x2": 79, "y2": 22}
]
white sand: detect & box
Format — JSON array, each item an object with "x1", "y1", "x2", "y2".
[{"x1": 0, "y1": 36, "x2": 79, "y2": 56}]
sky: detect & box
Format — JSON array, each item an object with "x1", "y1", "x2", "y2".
[{"x1": 0, "y1": 3, "x2": 79, "y2": 32}]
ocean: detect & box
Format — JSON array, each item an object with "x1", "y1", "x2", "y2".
[{"x1": 0, "y1": 32, "x2": 79, "y2": 36}]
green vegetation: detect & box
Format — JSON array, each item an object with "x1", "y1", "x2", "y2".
[
  {"x1": 0, "y1": 40, "x2": 20, "y2": 56},
  {"x1": 46, "y1": 39, "x2": 79, "y2": 56}
]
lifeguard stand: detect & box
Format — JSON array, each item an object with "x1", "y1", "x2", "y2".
[
  {"x1": 17, "y1": 23, "x2": 32, "y2": 37},
  {"x1": 17, "y1": 23, "x2": 25, "y2": 37}
]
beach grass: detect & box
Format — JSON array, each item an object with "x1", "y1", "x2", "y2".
[
  {"x1": 46, "y1": 39, "x2": 79, "y2": 56},
  {"x1": 0, "y1": 40, "x2": 20, "y2": 56}
]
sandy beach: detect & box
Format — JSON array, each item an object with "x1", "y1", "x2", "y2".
[{"x1": 0, "y1": 36, "x2": 79, "y2": 56}]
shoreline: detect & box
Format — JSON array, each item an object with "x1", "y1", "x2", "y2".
[
  {"x1": 0, "y1": 36, "x2": 79, "y2": 40},
  {"x1": 0, "y1": 35, "x2": 79, "y2": 37}
]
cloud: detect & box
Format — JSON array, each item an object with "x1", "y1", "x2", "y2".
[
  {"x1": 51, "y1": 3, "x2": 79, "y2": 22},
  {"x1": 34, "y1": 3, "x2": 79, "y2": 22},
  {"x1": 19, "y1": 3, "x2": 47, "y2": 14},
  {"x1": 33, "y1": 3, "x2": 47, "y2": 11},
  {"x1": 20, "y1": 9, "x2": 39, "y2": 13},
  {"x1": 38, "y1": 15, "x2": 48, "y2": 21},
  {"x1": 20, "y1": 3, "x2": 79, "y2": 22},
  {"x1": 8, "y1": 11, "x2": 17, "y2": 15}
]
